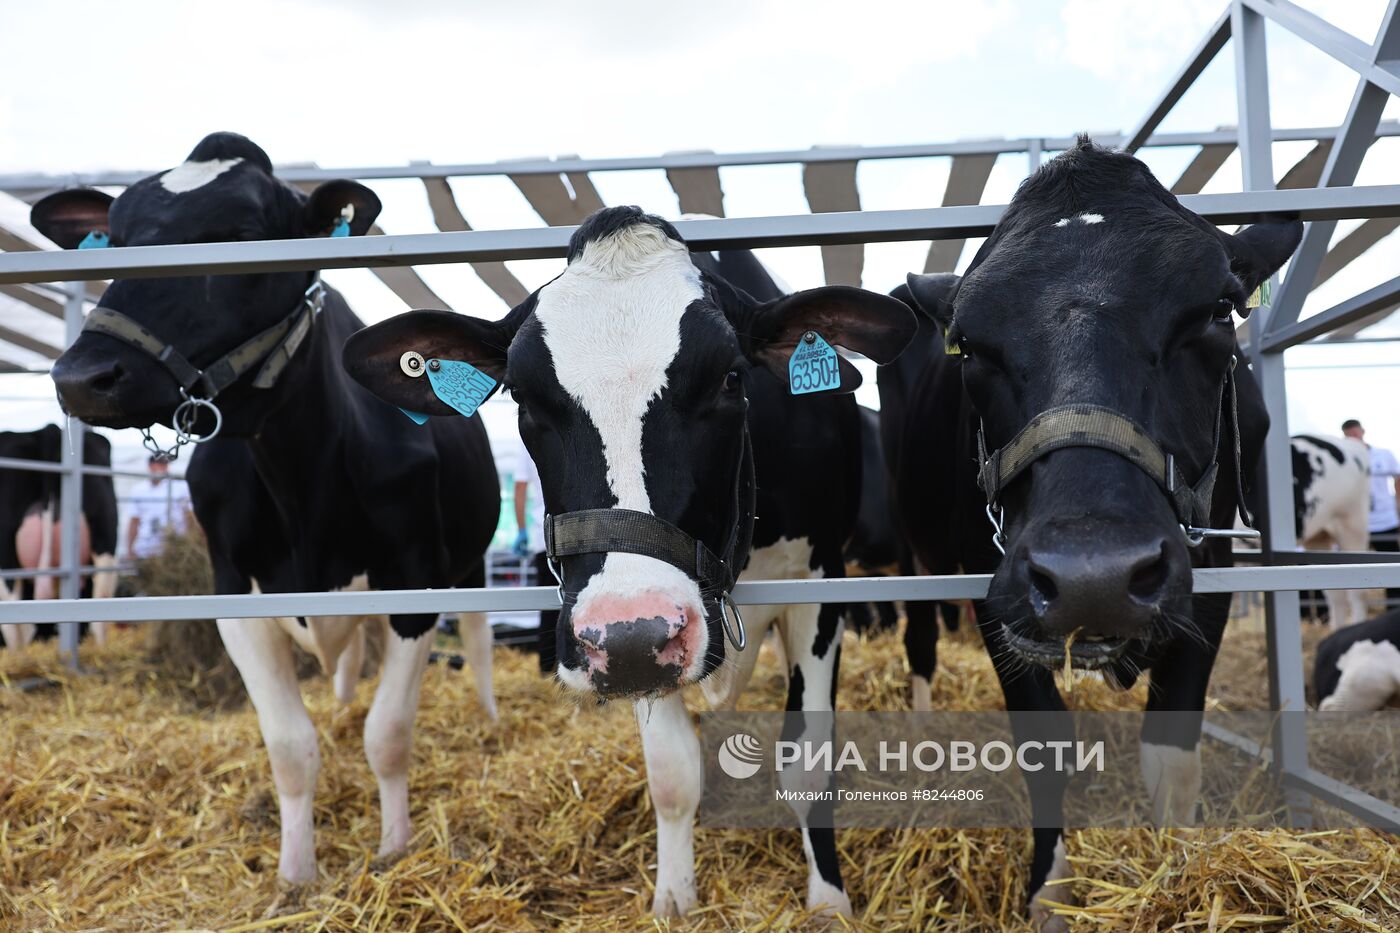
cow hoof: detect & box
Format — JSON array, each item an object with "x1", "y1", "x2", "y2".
[
  {"x1": 651, "y1": 882, "x2": 697, "y2": 917},
  {"x1": 911, "y1": 674, "x2": 932, "y2": 712},
  {"x1": 263, "y1": 880, "x2": 315, "y2": 918},
  {"x1": 369, "y1": 848, "x2": 407, "y2": 873},
  {"x1": 1029, "y1": 885, "x2": 1075, "y2": 932},
  {"x1": 807, "y1": 879, "x2": 853, "y2": 920}
]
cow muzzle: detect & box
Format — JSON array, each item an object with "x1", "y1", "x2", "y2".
[{"x1": 564, "y1": 577, "x2": 709, "y2": 696}]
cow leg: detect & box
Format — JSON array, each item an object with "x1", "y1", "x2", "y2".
[
  {"x1": 900, "y1": 548, "x2": 939, "y2": 711},
  {"x1": 1139, "y1": 592, "x2": 1228, "y2": 826},
  {"x1": 636, "y1": 692, "x2": 702, "y2": 917},
  {"x1": 976, "y1": 605, "x2": 1074, "y2": 930},
  {"x1": 458, "y1": 611, "x2": 497, "y2": 721},
  {"x1": 333, "y1": 623, "x2": 365, "y2": 706},
  {"x1": 89, "y1": 552, "x2": 118, "y2": 648},
  {"x1": 778, "y1": 596, "x2": 852, "y2": 918},
  {"x1": 364, "y1": 616, "x2": 435, "y2": 859},
  {"x1": 217, "y1": 616, "x2": 320, "y2": 884},
  {"x1": 0, "y1": 577, "x2": 35, "y2": 650}
]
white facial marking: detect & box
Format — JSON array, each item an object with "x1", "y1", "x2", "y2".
[
  {"x1": 1053, "y1": 212, "x2": 1105, "y2": 229},
  {"x1": 160, "y1": 158, "x2": 243, "y2": 194},
  {"x1": 538, "y1": 223, "x2": 708, "y2": 675}
]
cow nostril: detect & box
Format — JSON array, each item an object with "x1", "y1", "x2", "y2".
[
  {"x1": 1128, "y1": 543, "x2": 1171, "y2": 601},
  {"x1": 1027, "y1": 562, "x2": 1059, "y2": 615},
  {"x1": 88, "y1": 363, "x2": 124, "y2": 395}
]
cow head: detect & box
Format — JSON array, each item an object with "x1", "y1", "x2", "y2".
[
  {"x1": 344, "y1": 206, "x2": 915, "y2": 698},
  {"x1": 35, "y1": 132, "x2": 380, "y2": 436},
  {"x1": 904, "y1": 139, "x2": 1296, "y2": 670}
]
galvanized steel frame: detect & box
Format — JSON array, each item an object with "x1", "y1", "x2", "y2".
[{"x1": 0, "y1": 0, "x2": 1399, "y2": 826}]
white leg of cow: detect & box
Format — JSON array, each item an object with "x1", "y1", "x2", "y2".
[
  {"x1": 1140, "y1": 741, "x2": 1201, "y2": 825},
  {"x1": 778, "y1": 602, "x2": 853, "y2": 918},
  {"x1": 457, "y1": 611, "x2": 497, "y2": 722},
  {"x1": 90, "y1": 553, "x2": 118, "y2": 648},
  {"x1": 0, "y1": 577, "x2": 34, "y2": 650},
  {"x1": 33, "y1": 503, "x2": 55, "y2": 602},
  {"x1": 364, "y1": 621, "x2": 434, "y2": 858},
  {"x1": 636, "y1": 693, "x2": 702, "y2": 917},
  {"x1": 1029, "y1": 836, "x2": 1073, "y2": 933},
  {"x1": 217, "y1": 616, "x2": 320, "y2": 884},
  {"x1": 333, "y1": 623, "x2": 365, "y2": 707}
]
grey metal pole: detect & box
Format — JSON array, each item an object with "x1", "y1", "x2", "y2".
[
  {"x1": 1234, "y1": 0, "x2": 1311, "y2": 820},
  {"x1": 57, "y1": 282, "x2": 84, "y2": 670}
]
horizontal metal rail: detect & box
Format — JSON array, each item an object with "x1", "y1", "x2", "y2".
[
  {"x1": 2, "y1": 123, "x2": 1399, "y2": 191},
  {"x1": 6, "y1": 186, "x2": 1400, "y2": 284},
  {"x1": 2, "y1": 564, "x2": 1398, "y2": 626},
  {"x1": 0, "y1": 562, "x2": 135, "y2": 581},
  {"x1": 0, "y1": 455, "x2": 185, "y2": 481}
]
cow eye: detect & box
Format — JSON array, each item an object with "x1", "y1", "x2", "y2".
[
  {"x1": 722, "y1": 369, "x2": 742, "y2": 395},
  {"x1": 1212, "y1": 298, "x2": 1237, "y2": 322}
]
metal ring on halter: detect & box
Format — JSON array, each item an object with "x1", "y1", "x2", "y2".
[
  {"x1": 719, "y1": 593, "x2": 746, "y2": 651},
  {"x1": 545, "y1": 554, "x2": 566, "y2": 605},
  {"x1": 171, "y1": 391, "x2": 223, "y2": 445},
  {"x1": 986, "y1": 503, "x2": 1007, "y2": 556}
]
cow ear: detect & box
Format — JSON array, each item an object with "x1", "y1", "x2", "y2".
[
  {"x1": 1226, "y1": 217, "x2": 1303, "y2": 307},
  {"x1": 901, "y1": 272, "x2": 960, "y2": 332},
  {"x1": 30, "y1": 188, "x2": 114, "y2": 250},
  {"x1": 343, "y1": 310, "x2": 512, "y2": 417},
  {"x1": 741, "y1": 285, "x2": 918, "y2": 394},
  {"x1": 303, "y1": 180, "x2": 381, "y2": 237}
]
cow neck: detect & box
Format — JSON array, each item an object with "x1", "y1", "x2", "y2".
[{"x1": 243, "y1": 295, "x2": 344, "y2": 545}]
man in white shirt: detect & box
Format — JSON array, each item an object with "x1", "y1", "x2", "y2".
[
  {"x1": 1343, "y1": 419, "x2": 1399, "y2": 601},
  {"x1": 126, "y1": 456, "x2": 192, "y2": 560}
]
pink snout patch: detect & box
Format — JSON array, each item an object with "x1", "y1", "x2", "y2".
[{"x1": 571, "y1": 591, "x2": 706, "y2": 692}]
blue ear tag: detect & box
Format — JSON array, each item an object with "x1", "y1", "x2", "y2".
[
  {"x1": 399, "y1": 408, "x2": 430, "y2": 425},
  {"x1": 787, "y1": 331, "x2": 841, "y2": 395},
  {"x1": 77, "y1": 231, "x2": 109, "y2": 250},
  {"x1": 426, "y1": 359, "x2": 497, "y2": 418},
  {"x1": 330, "y1": 217, "x2": 351, "y2": 238}
]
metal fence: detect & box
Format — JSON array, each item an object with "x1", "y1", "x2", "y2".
[{"x1": 1, "y1": 0, "x2": 1400, "y2": 828}]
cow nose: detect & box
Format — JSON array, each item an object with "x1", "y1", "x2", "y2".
[
  {"x1": 570, "y1": 591, "x2": 704, "y2": 695},
  {"x1": 1024, "y1": 537, "x2": 1173, "y2": 638},
  {"x1": 52, "y1": 355, "x2": 126, "y2": 408}
]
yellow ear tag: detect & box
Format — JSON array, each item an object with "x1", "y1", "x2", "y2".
[
  {"x1": 1245, "y1": 280, "x2": 1272, "y2": 310},
  {"x1": 943, "y1": 329, "x2": 961, "y2": 356}
]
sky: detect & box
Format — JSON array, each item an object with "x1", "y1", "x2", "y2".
[{"x1": 0, "y1": 0, "x2": 1398, "y2": 485}]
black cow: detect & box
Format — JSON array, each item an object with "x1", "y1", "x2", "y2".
[
  {"x1": 1315, "y1": 607, "x2": 1400, "y2": 710},
  {"x1": 888, "y1": 139, "x2": 1297, "y2": 927},
  {"x1": 32, "y1": 133, "x2": 501, "y2": 886},
  {"x1": 0, "y1": 424, "x2": 119, "y2": 649},
  {"x1": 343, "y1": 207, "x2": 916, "y2": 918}
]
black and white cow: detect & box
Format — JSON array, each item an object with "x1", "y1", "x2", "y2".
[
  {"x1": 0, "y1": 424, "x2": 119, "y2": 649},
  {"x1": 343, "y1": 207, "x2": 916, "y2": 917},
  {"x1": 1315, "y1": 607, "x2": 1400, "y2": 710},
  {"x1": 32, "y1": 133, "x2": 501, "y2": 885},
  {"x1": 887, "y1": 139, "x2": 1297, "y2": 927},
  {"x1": 1293, "y1": 433, "x2": 1370, "y2": 629}
]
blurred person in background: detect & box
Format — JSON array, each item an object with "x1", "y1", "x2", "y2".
[
  {"x1": 510, "y1": 433, "x2": 557, "y2": 672},
  {"x1": 126, "y1": 455, "x2": 192, "y2": 560},
  {"x1": 1343, "y1": 418, "x2": 1399, "y2": 603}
]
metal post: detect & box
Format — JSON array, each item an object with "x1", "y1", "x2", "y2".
[
  {"x1": 57, "y1": 282, "x2": 84, "y2": 669},
  {"x1": 1234, "y1": 0, "x2": 1311, "y2": 816}
]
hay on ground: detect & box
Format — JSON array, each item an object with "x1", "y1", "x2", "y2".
[{"x1": 0, "y1": 615, "x2": 1395, "y2": 931}]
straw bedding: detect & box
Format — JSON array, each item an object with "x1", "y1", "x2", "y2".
[{"x1": 1, "y1": 611, "x2": 1395, "y2": 931}]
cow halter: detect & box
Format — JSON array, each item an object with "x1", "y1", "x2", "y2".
[
  {"x1": 976, "y1": 355, "x2": 1260, "y2": 554},
  {"x1": 542, "y1": 423, "x2": 755, "y2": 652},
  {"x1": 82, "y1": 275, "x2": 326, "y2": 461}
]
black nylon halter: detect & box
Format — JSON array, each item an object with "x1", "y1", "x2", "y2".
[
  {"x1": 544, "y1": 423, "x2": 756, "y2": 651},
  {"x1": 977, "y1": 356, "x2": 1257, "y2": 551},
  {"x1": 82, "y1": 275, "x2": 325, "y2": 400}
]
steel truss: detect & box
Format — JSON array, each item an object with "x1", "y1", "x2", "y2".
[{"x1": 0, "y1": 0, "x2": 1399, "y2": 828}]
